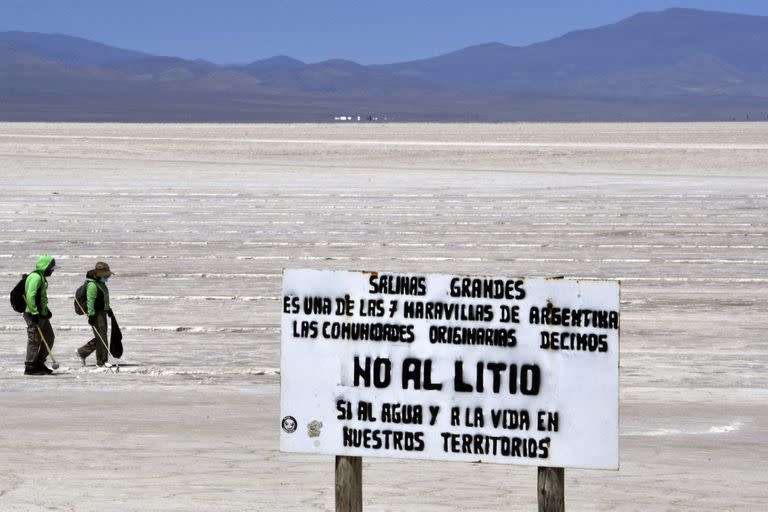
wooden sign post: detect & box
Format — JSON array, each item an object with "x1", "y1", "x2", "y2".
[
  {"x1": 335, "y1": 455, "x2": 362, "y2": 512},
  {"x1": 334, "y1": 459, "x2": 564, "y2": 512},
  {"x1": 538, "y1": 466, "x2": 565, "y2": 512}
]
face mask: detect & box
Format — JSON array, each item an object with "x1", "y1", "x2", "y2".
[{"x1": 100, "y1": 277, "x2": 109, "y2": 284}]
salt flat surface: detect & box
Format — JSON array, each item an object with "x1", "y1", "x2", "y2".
[{"x1": 0, "y1": 122, "x2": 766, "y2": 511}]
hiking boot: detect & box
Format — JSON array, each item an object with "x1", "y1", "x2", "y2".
[
  {"x1": 24, "y1": 364, "x2": 47, "y2": 376},
  {"x1": 76, "y1": 350, "x2": 87, "y2": 367},
  {"x1": 37, "y1": 364, "x2": 54, "y2": 375}
]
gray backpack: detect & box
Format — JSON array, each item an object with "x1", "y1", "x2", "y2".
[{"x1": 74, "y1": 281, "x2": 88, "y2": 315}]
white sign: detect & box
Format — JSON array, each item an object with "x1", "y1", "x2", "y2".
[{"x1": 280, "y1": 269, "x2": 619, "y2": 470}]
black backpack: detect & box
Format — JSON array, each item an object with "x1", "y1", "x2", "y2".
[
  {"x1": 9, "y1": 274, "x2": 28, "y2": 313},
  {"x1": 74, "y1": 281, "x2": 88, "y2": 315}
]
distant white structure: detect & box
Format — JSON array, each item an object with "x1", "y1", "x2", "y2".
[{"x1": 333, "y1": 114, "x2": 381, "y2": 122}]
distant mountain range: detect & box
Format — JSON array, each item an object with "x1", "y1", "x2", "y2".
[{"x1": 1, "y1": 8, "x2": 767, "y2": 122}]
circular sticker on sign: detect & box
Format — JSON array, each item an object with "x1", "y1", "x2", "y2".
[{"x1": 281, "y1": 416, "x2": 297, "y2": 433}]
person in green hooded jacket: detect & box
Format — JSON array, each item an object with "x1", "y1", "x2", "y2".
[
  {"x1": 23, "y1": 254, "x2": 57, "y2": 375},
  {"x1": 76, "y1": 261, "x2": 113, "y2": 367}
]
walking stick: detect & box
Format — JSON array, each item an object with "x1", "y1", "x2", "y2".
[
  {"x1": 75, "y1": 297, "x2": 118, "y2": 372},
  {"x1": 35, "y1": 325, "x2": 59, "y2": 370}
]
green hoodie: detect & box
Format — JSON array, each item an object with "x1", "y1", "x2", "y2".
[
  {"x1": 24, "y1": 254, "x2": 54, "y2": 315},
  {"x1": 86, "y1": 277, "x2": 110, "y2": 317}
]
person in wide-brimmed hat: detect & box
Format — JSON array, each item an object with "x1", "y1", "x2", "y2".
[{"x1": 77, "y1": 262, "x2": 114, "y2": 367}]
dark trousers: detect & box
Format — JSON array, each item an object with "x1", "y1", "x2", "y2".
[
  {"x1": 78, "y1": 311, "x2": 109, "y2": 366},
  {"x1": 23, "y1": 314, "x2": 55, "y2": 366}
]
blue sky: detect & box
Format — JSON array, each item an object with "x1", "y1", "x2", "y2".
[{"x1": 3, "y1": 1, "x2": 768, "y2": 64}]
